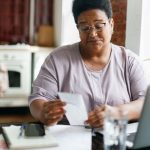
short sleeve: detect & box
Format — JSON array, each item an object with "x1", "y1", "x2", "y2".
[
  {"x1": 128, "y1": 54, "x2": 148, "y2": 100},
  {"x1": 28, "y1": 54, "x2": 58, "y2": 105}
]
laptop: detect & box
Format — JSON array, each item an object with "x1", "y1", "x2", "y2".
[{"x1": 127, "y1": 85, "x2": 150, "y2": 149}]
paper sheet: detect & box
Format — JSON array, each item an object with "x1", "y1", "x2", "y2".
[
  {"x1": 127, "y1": 122, "x2": 139, "y2": 134},
  {"x1": 58, "y1": 92, "x2": 88, "y2": 125}
]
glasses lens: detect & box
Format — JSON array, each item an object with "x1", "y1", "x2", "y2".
[{"x1": 78, "y1": 23, "x2": 106, "y2": 33}]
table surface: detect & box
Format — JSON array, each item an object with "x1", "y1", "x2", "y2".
[
  {"x1": 0, "y1": 114, "x2": 36, "y2": 126},
  {"x1": 0, "y1": 114, "x2": 150, "y2": 150}
]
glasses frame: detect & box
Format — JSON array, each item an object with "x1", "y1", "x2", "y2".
[{"x1": 77, "y1": 22, "x2": 107, "y2": 34}]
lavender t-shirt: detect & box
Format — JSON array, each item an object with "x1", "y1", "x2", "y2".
[{"x1": 29, "y1": 43, "x2": 147, "y2": 112}]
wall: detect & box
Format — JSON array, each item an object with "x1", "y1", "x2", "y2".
[
  {"x1": 125, "y1": 0, "x2": 142, "y2": 55},
  {"x1": 111, "y1": 0, "x2": 127, "y2": 46},
  {"x1": 53, "y1": 0, "x2": 80, "y2": 46},
  {"x1": 125, "y1": 0, "x2": 150, "y2": 59}
]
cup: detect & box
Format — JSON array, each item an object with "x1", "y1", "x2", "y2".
[{"x1": 104, "y1": 110, "x2": 128, "y2": 150}]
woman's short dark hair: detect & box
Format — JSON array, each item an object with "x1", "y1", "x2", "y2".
[{"x1": 72, "y1": 0, "x2": 112, "y2": 24}]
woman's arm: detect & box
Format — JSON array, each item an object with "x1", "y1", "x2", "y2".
[
  {"x1": 117, "y1": 98, "x2": 144, "y2": 121},
  {"x1": 30, "y1": 99, "x2": 46, "y2": 121},
  {"x1": 86, "y1": 98, "x2": 144, "y2": 128}
]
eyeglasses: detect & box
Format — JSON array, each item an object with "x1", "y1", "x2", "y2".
[{"x1": 77, "y1": 22, "x2": 106, "y2": 33}]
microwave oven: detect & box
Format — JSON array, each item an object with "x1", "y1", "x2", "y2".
[{"x1": 0, "y1": 49, "x2": 32, "y2": 107}]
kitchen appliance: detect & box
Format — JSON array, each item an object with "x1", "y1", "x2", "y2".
[{"x1": 0, "y1": 46, "x2": 32, "y2": 107}]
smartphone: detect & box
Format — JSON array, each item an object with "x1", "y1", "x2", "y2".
[{"x1": 24, "y1": 123, "x2": 45, "y2": 137}]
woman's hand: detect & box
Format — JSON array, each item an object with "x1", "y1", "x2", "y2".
[
  {"x1": 40, "y1": 100, "x2": 66, "y2": 126},
  {"x1": 86, "y1": 105, "x2": 119, "y2": 128}
]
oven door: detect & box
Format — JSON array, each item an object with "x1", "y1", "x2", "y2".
[{"x1": 5, "y1": 62, "x2": 31, "y2": 97}]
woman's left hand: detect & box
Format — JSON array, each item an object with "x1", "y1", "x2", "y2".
[{"x1": 86, "y1": 105, "x2": 119, "y2": 128}]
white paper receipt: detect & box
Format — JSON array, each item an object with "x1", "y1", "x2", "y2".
[{"x1": 58, "y1": 92, "x2": 88, "y2": 126}]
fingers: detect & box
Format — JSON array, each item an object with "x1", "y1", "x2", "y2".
[
  {"x1": 41, "y1": 100, "x2": 66, "y2": 126},
  {"x1": 86, "y1": 105, "x2": 106, "y2": 128},
  {"x1": 44, "y1": 100, "x2": 66, "y2": 112},
  {"x1": 87, "y1": 105, "x2": 120, "y2": 128}
]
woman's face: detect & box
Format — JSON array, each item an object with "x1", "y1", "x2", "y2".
[{"x1": 77, "y1": 9, "x2": 114, "y2": 52}]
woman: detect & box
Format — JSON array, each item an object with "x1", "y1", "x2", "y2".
[{"x1": 29, "y1": 0, "x2": 148, "y2": 128}]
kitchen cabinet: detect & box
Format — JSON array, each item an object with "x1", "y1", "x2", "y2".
[{"x1": 32, "y1": 47, "x2": 54, "y2": 80}]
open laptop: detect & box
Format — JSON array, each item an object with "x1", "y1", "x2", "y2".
[{"x1": 127, "y1": 85, "x2": 150, "y2": 149}]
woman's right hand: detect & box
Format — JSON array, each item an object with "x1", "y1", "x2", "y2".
[{"x1": 40, "y1": 100, "x2": 66, "y2": 126}]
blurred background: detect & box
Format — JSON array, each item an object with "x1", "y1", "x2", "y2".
[{"x1": 0, "y1": 0, "x2": 150, "y2": 124}]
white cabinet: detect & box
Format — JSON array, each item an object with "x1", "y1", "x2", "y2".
[{"x1": 33, "y1": 47, "x2": 54, "y2": 80}]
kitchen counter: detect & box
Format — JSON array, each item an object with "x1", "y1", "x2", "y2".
[{"x1": 0, "y1": 44, "x2": 54, "y2": 53}]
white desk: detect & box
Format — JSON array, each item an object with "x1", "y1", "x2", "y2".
[{"x1": 2, "y1": 125, "x2": 92, "y2": 150}]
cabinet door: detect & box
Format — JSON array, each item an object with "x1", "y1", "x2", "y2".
[{"x1": 33, "y1": 48, "x2": 53, "y2": 80}]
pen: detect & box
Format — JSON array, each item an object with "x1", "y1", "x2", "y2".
[{"x1": 18, "y1": 124, "x2": 25, "y2": 138}]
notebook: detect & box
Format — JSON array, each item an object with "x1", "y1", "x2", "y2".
[
  {"x1": 2, "y1": 125, "x2": 58, "y2": 150},
  {"x1": 127, "y1": 85, "x2": 150, "y2": 149}
]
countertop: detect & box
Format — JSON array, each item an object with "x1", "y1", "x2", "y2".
[{"x1": 0, "y1": 44, "x2": 55, "y2": 53}]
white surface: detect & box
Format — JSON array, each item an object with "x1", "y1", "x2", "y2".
[
  {"x1": 33, "y1": 49, "x2": 53, "y2": 80},
  {"x1": 2, "y1": 125, "x2": 58, "y2": 149},
  {"x1": 139, "y1": 0, "x2": 150, "y2": 59},
  {"x1": 126, "y1": 0, "x2": 150, "y2": 60},
  {"x1": 2, "y1": 125, "x2": 92, "y2": 150},
  {"x1": 0, "y1": 50, "x2": 31, "y2": 97},
  {"x1": 0, "y1": 97, "x2": 28, "y2": 107},
  {"x1": 127, "y1": 122, "x2": 139, "y2": 134},
  {"x1": 0, "y1": 44, "x2": 54, "y2": 53},
  {"x1": 58, "y1": 93, "x2": 88, "y2": 125},
  {"x1": 45, "y1": 125, "x2": 92, "y2": 150},
  {"x1": 53, "y1": 0, "x2": 79, "y2": 46},
  {"x1": 125, "y1": 0, "x2": 142, "y2": 55}
]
